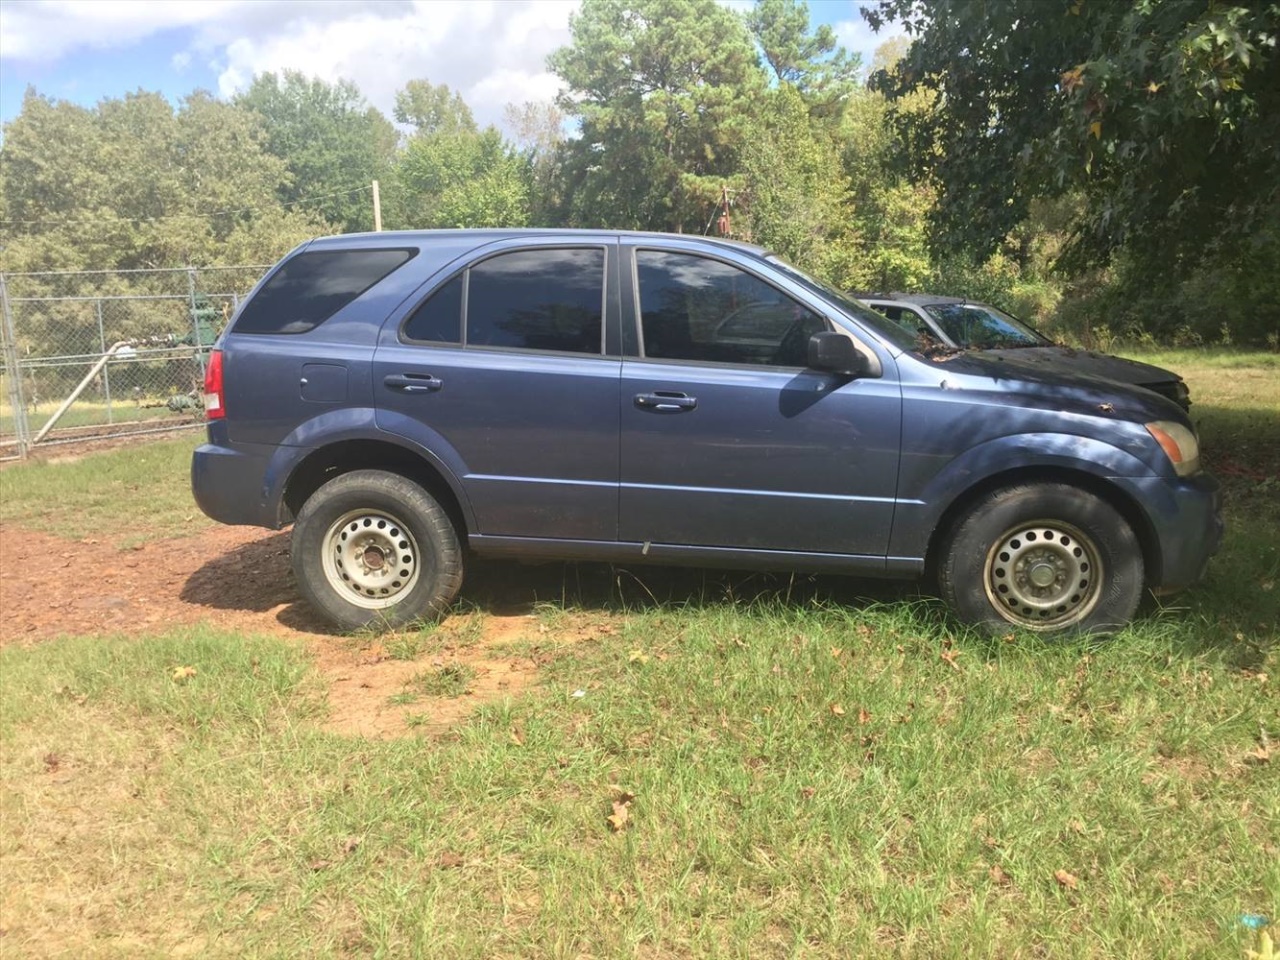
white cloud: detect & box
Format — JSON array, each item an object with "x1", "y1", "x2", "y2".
[
  {"x1": 1, "y1": 0, "x2": 250, "y2": 60},
  {"x1": 833, "y1": 5, "x2": 905, "y2": 71},
  {"x1": 2, "y1": 0, "x2": 574, "y2": 128},
  {"x1": 207, "y1": 0, "x2": 576, "y2": 126}
]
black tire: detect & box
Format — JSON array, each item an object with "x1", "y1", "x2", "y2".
[
  {"x1": 290, "y1": 470, "x2": 463, "y2": 632},
  {"x1": 936, "y1": 483, "x2": 1143, "y2": 637}
]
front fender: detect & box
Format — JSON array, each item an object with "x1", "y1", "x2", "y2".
[{"x1": 888, "y1": 431, "x2": 1159, "y2": 561}]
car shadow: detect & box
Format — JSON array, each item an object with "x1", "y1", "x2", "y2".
[{"x1": 180, "y1": 528, "x2": 926, "y2": 636}]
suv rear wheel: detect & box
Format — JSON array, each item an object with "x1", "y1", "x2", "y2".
[
  {"x1": 937, "y1": 483, "x2": 1143, "y2": 636},
  {"x1": 291, "y1": 470, "x2": 462, "y2": 631}
]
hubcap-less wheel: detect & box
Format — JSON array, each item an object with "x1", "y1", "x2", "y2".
[
  {"x1": 321, "y1": 509, "x2": 421, "y2": 609},
  {"x1": 984, "y1": 521, "x2": 1102, "y2": 629}
]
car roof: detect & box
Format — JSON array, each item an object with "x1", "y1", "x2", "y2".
[
  {"x1": 306, "y1": 228, "x2": 770, "y2": 258},
  {"x1": 855, "y1": 292, "x2": 970, "y2": 307}
]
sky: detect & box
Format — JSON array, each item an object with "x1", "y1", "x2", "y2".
[{"x1": 0, "y1": 0, "x2": 900, "y2": 132}]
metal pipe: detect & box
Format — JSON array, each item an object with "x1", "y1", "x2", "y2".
[{"x1": 31, "y1": 340, "x2": 134, "y2": 445}]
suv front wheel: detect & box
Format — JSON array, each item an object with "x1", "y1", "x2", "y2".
[
  {"x1": 937, "y1": 483, "x2": 1143, "y2": 636},
  {"x1": 291, "y1": 470, "x2": 463, "y2": 631}
]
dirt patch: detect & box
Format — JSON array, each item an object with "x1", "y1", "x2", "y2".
[{"x1": 0, "y1": 523, "x2": 605, "y2": 738}]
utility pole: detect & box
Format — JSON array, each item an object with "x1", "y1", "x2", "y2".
[{"x1": 372, "y1": 180, "x2": 382, "y2": 232}]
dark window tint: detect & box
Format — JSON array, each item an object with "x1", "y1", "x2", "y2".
[
  {"x1": 402, "y1": 274, "x2": 462, "y2": 343},
  {"x1": 466, "y1": 248, "x2": 604, "y2": 354},
  {"x1": 636, "y1": 251, "x2": 825, "y2": 367},
  {"x1": 235, "y1": 248, "x2": 416, "y2": 335}
]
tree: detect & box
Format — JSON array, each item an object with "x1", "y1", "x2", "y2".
[
  {"x1": 739, "y1": 84, "x2": 867, "y2": 288},
  {"x1": 746, "y1": 0, "x2": 862, "y2": 118},
  {"x1": 397, "y1": 126, "x2": 529, "y2": 228},
  {"x1": 236, "y1": 71, "x2": 398, "y2": 232},
  {"x1": 504, "y1": 100, "x2": 566, "y2": 225},
  {"x1": 394, "y1": 79, "x2": 477, "y2": 135},
  {"x1": 549, "y1": 0, "x2": 766, "y2": 231},
  {"x1": 867, "y1": 0, "x2": 1280, "y2": 272}
]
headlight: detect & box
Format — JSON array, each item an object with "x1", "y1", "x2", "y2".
[{"x1": 1145, "y1": 421, "x2": 1201, "y2": 477}]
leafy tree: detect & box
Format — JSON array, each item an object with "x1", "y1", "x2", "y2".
[
  {"x1": 394, "y1": 79, "x2": 477, "y2": 135},
  {"x1": 397, "y1": 126, "x2": 529, "y2": 228},
  {"x1": 739, "y1": 84, "x2": 867, "y2": 288},
  {"x1": 236, "y1": 71, "x2": 398, "y2": 232},
  {"x1": 504, "y1": 100, "x2": 567, "y2": 225},
  {"x1": 549, "y1": 0, "x2": 766, "y2": 231},
  {"x1": 746, "y1": 0, "x2": 861, "y2": 117},
  {"x1": 868, "y1": 0, "x2": 1280, "y2": 272}
]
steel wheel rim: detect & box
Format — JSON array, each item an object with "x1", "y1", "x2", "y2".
[
  {"x1": 321, "y1": 509, "x2": 421, "y2": 609},
  {"x1": 983, "y1": 520, "x2": 1103, "y2": 629}
]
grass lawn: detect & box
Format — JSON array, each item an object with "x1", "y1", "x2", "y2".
[{"x1": 0, "y1": 349, "x2": 1276, "y2": 958}]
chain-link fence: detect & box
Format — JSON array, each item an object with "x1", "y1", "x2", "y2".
[{"x1": 0, "y1": 266, "x2": 268, "y2": 460}]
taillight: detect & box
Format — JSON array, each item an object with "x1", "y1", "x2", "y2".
[{"x1": 203, "y1": 349, "x2": 225, "y2": 419}]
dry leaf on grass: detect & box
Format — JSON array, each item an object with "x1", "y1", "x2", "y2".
[
  {"x1": 1054, "y1": 869, "x2": 1080, "y2": 890},
  {"x1": 606, "y1": 785, "x2": 636, "y2": 832},
  {"x1": 830, "y1": 704, "x2": 846, "y2": 717},
  {"x1": 172, "y1": 665, "x2": 197, "y2": 682},
  {"x1": 607, "y1": 801, "x2": 630, "y2": 832},
  {"x1": 989, "y1": 864, "x2": 1012, "y2": 885}
]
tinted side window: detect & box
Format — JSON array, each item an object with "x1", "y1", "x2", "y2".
[
  {"x1": 466, "y1": 248, "x2": 604, "y2": 354},
  {"x1": 402, "y1": 274, "x2": 462, "y2": 343},
  {"x1": 635, "y1": 251, "x2": 825, "y2": 367},
  {"x1": 235, "y1": 248, "x2": 416, "y2": 335}
]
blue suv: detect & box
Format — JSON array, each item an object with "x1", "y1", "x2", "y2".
[{"x1": 191, "y1": 230, "x2": 1222, "y2": 635}]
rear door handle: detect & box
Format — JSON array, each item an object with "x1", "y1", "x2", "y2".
[
  {"x1": 634, "y1": 391, "x2": 697, "y2": 413},
  {"x1": 384, "y1": 373, "x2": 443, "y2": 394}
]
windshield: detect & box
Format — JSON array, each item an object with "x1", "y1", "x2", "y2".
[
  {"x1": 923, "y1": 303, "x2": 1048, "y2": 349},
  {"x1": 764, "y1": 256, "x2": 918, "y2": 352}
]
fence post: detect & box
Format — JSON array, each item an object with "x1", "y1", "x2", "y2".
[
  {"x1": 0, "y1": 272, "x2": 31, "y2": 458},
  {"x1": 187, "y1": 267, "x2": 205, "y2": 375},
  {"x1": 96, "y1": 297, "x2": 114, "y2": 424}
]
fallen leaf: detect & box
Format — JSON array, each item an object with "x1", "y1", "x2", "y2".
[
  {"x1": 1055, "y1": 869, "x2": 1080, "y2": 890},
  {"x1": 510, "y1": 724, "x2": 525, "y2": 747},
  {"x1": 627, "y1": 649, "x2": 650, "y2": 665},
  {"x1": 858, "y1": 707, "x2": 872, "y2": 725},
  {"x1": 830, "y1": 704, "x2": 846, "y2": 717},
  {"x1": 830, "y1": 647, "x2": 843, "y2": 659},
  {"x1": 309, "y1": 859, "x2": 333, "y2": 872},
  {"x1": 607, "y1": 800, "x2": 630, "y2": 832},
  {"x1": 1245, "y1": 744, "x2": 1271, "y2": 765},
  {"x1": 1089, "y1": 121, "x2": 1103, "y2": 140},
  {"x1": 608, "y1": 784, "x2": 637, "y2": 804},
  {"x1": 438, "y1": 852, "x2": 465, "y2": 869},
  {"x1": 989, "y1": 864, "x2": 1012, "y2": 885},
  {"x1": 42, "y1": 753, "x2": 61, "y2": 773},
  {"x1": 342, "y1": 837, "x2": 360, "y2": 855},
  {"x1": 940, "y1": 648, "x2": 962, "y2": 670},
  {"x1": 172, "y1": 665, "x2": 197, "y2": 682},
  {"x1": 799, "y1": 786, "x2": 817, "y2": 799}
]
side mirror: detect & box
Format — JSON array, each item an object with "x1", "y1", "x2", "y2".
[{"x1": 807, "y1": 331, "x2": 871, "y2": 377}]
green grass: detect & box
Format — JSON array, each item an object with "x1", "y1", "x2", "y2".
[
  {"x1": 1, "y1": 615, "x2": 1275, "y2": 957},
  {"x1": 0, "y1": 348, "x2": 1277, "y2": 956},
  {"x1": 1, "y1": 397, "x2": 194, "y2": 437},
  {"x1": 0, "y1": 434, "x2": 211, "y2": 546}
]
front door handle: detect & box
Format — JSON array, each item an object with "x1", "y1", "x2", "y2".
[
  {"x1": 634, "y1": 391, "x2": 697, "y2": 413},
  {"x1": 384, "y1": 373, "x2": 443, "y2": 394}
]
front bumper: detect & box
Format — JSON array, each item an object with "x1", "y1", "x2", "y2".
[{"x1": 1111, "y1": 472, "x2": 1223, "y2": 592}]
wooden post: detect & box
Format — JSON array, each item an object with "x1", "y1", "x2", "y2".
[{"x1": 372, "y1": 180, "x2": 382, "y2": 232}]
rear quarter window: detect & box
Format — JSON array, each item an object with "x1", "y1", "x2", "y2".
[{"x1": 234, "y1": 248, "x2": 417, "y2": 334}]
